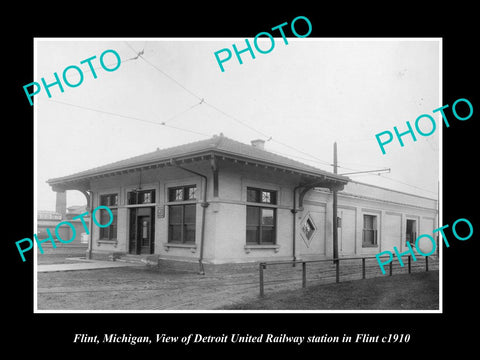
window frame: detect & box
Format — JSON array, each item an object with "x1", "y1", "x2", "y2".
[
  {"x1": 302, "y1": 217, "x2": 316, "y2": 240},
  {"x1": 167, "y1": 185, "x2": 197, "y2": 244},
  {"x1": 405, "y1": 218, "x2": 417, "y2": 245},
  {"x1": 168, "y1": 185, "x2": 197, "y2": 203},
  {"x1": 362, "y1": 214, "x2": 378, "y2": 247},
  {"x1": 127, "y1": 189, "x2": 156, "y2": 205},
  {"x1": 246, "y1": 187, "x2": 277, "y2": 205},
  {"x1": 245, "y1": 187, "x2": 278, "y2": 245},
  {"x1": 246, "y1": 206, "x2": 277, "y2": 245},
  {"x1": 99, "y1": 193, "x2": 118, "y2": 240}
]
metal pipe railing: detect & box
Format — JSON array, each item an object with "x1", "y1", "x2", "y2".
[{"x1": 258, "y1": 255, "x2": 434, "y2": 297}]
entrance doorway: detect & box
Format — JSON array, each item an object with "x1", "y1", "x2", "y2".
[
  {"x1": 129, "y1": 207, "x2": 155, "y2": 254},
  {"x1": 406, "y1": 219, "x2": 417, "y2": 245}
]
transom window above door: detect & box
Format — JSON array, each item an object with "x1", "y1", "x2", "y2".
[{"x1": 127, "y1": 189, "x2": 156, "y2": 205}]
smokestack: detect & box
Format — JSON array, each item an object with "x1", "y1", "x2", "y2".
[{"x1": 251, "y1": 139, "x2": 265, "y2": 150}]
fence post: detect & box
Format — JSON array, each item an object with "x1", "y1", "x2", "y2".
[
  {"x1": 302, "y1": 262, "x2": 306, "y2": 288},
  {"x1": 335, "y1": 260, "x2": 340, "y2": 283},
  {"x1": 259, "y1": 263, "x2": 265, "y2": 297},
  {"x1": 408, "y1": 255, "x2": 411, "y2": 274},
  {"x1": 389, "y1": 261, "x2": 393, "y2": 276},
  {"x1": 426, "y1": 256, "x2": 429, "y2": 272},
  {"x1": 362, "y1": 258, "x2": 366, "y2": 279}
]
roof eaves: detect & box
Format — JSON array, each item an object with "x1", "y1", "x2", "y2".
[
  {"x1": 46, "y1": 150, "x2": 218, "y2": 185},
  {"x1": 46, "y1": 136, "x2": 349, "y2": 186},
  {"x1": 211, "y1": 149, "x2": 350, "y2": 183}
]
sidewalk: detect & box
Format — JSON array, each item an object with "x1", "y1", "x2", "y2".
[{"x1": 37, "y1": 259, "x2": 143, "y2": 273}]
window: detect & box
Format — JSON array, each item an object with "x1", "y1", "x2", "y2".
[
  {"x1": 302, "y1": 218, "x2": 316, "y2": 240},
  {"x1": 99, "y1": 193, "x2": 118, "y2": 240},
  {"x1": 246, "y1": 207, "x2": 276, "y2": 244},
  {"x1": 188, "y1": 186, "x2": 196, "y2": 200},
  {"x1": 246, "y1": 187, "x2": 277, "y2": 245},
  {"x1": 247, "y1": 187, "x2": 276, "y2": 204},
  {"x1": 141, "y1": 220, "x2": 149, "y2": 245},
  {"x1": 362, "y1": 214, "x2": 378, "y2": 247},
  {"x1": 406, "y1": 219, "x2": 417, "y2": 244},
  {"x1": 168, "y1": 185, "x2": 197, "y2": 244},
  {"x1": 169, "y1": 185, "x2": 196, "y2": 202},
  {"x1": 127, "y1": 189, "x2": 155, "y2": 205}
]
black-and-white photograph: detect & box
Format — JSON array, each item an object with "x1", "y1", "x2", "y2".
[{"x1": 33, "y1": 38, "x2": 442, "y2": 312}]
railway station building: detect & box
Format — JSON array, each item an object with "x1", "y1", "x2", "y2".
[{"x1": 47, "y1": 134, "x2": 438, "y2": 270}]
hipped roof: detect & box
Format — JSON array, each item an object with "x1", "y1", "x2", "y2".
[{"x1": 47, "y1": 134, "x2": 349, "y2": 187}]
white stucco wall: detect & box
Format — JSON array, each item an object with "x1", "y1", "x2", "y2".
[
  {"x1": 88, "y1": 161, "x2": 212, "y2": 263},
  {"x1": 84, "y1": 158, "x2": 438, "y2": 264}
]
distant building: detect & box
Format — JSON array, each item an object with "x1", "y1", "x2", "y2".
[
  {"x1": 66, "y1": 205, "x2": 88, "y2": 219},
  {"x1": 46, "y1": 134, "x2": 437, "y2": 267},
  {"x1": 36, "y1": 205, "x2": 90, "y2": 249},
  {"x1": 37, "y1": 210, "x2": 63, "y2": 241}
]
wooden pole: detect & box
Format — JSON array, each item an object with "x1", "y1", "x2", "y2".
[
  {"x1": 259, "y1": 264, "x2": 265, "y2": 297},
  {"x1": 333, "y1": 142, "x2": 339, "y2": 263},
  {"x1": 335, "y1": 260, "x2": 340, "y2": 283},
  {"x1": 362, "y1": 258, "x2": 366, "y2": 279},
  {"x1": 302, "y1": 262, "x2": 307, "y2": 288}
]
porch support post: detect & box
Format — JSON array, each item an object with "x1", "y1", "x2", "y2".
[
  {"x1": 86, "y1": 190, "x2": 94, "y2": 260},
  {"x1": 55, "y1": 190, "x2": 67, "y2": 219}
]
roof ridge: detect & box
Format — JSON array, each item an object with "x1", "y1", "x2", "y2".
[
  {"x1": 155, "y1": 135, "x2": 216, "y2": 152},
  {"x1": 217, "y1": 135, "x2": 328, "y2": 173}
]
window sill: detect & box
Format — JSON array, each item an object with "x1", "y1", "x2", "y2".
[
  {"x1": 164, "y1": 243, "x2": 197, "y2": 253},
  {"x1": 362, "y1": 243, "x2": 378, "y2": 248},
  {"x1": 166, "y1": 200, "x2": 197, "y2": 205},
  {"x1": 246, "y1": 202, "x2": 278, "y2": 208},
  {"x1": 97, "y1": 239, "x2": 118, "y2": 248},
  {"x1": 244, "y1": 244, "x2": 280, "y2": 254}
]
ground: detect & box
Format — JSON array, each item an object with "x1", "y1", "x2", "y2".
[
  {"x1": 225, "y1": 271, "x2": 439, "y2": 310},
  {"x1": 36, "y1": 252, "x2": 439, "y2": 311}
]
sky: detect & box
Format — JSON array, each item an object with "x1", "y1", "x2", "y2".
[{"x1": 35, "y1": 38, "x2": 440, "y2": 211}]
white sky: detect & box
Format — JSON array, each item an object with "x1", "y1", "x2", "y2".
[{"x1": 35, "y1": 38, "x2": 440, "y2": 211}]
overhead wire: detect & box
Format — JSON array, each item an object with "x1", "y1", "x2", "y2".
[
  {"x1": 268, "y1": 150, "x2": 333, "y2": 167},
  {"x1": 120, "y1": 42, "x2": 437, "y2": 196},
  {"x1": 368, "y1": 173, "x2": 438, "y2": 196},
  {"x1": 202, "y1": 101, "x2": 271, "y2": 139},
  {"x1": 161, "y1": 99, "x2": 204, "y2": 125},
  {"x1": 123, "y1": 42, "x2": 206, "y2": 126},
  {"x1": 125, "y1": 41, "x2": 203, "y2": 101},
  {"x1": 124, "y1": 41, "x2": 338, "y2": 167},
  {"x1": 47, "y1": 99, "x2": 211, "y2": 138},
  {"x1": 61, "y1": 52, "x2": 141, "y2": 81},
  {"x1": 269, "y1": 138, "x2": 333, "y2": 167}
]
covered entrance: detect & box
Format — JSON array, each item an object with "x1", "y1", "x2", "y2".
[{"x1": 129, "y1": 207, "x2": 155, "y2": 254}]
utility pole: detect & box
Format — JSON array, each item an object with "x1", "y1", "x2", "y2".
[{"x1": 333, "y1": 142, "x2": 339, "y2": 262}]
